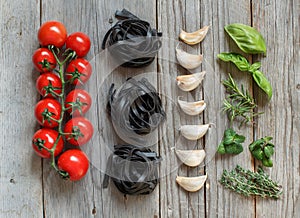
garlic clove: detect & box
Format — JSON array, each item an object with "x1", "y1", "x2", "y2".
[
  {"x1": 176, "y1": 48, "x2": 203, "y2": 70},
  {"x1": 175, "y1": 149, "x2": 206, "y2": 167},
  {"x1": 176, "y1": 175, "x2": 207, "y2": 192},
  {"x1": 179, "y1": 124, "x2": 210, "y2": 140},
  {"x1": 176, "y1": 71, "x2": 206, "y2": 92},
  {"x1": 178, "y1": 97, "x2": 206, "y2": 115},
  {"x1": 179, "y1": 26, "x2": 210, "y2": 45}
]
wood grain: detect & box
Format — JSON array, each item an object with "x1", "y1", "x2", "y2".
[
  {"x1": 0, "y1": 1, "x2": 43, "y2": 217},
  {"x1": 253, "y1": 0, "x2": 300, "y2": 217},
  {"x1": 0, "y1": 0, "x2": 299, "y2": 217}
]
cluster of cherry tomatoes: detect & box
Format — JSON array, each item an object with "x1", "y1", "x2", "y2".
[{"x1": 31, "y1": 21, "x2": 93, "y2": 181}]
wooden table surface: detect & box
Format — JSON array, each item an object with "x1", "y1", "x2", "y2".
[{"x1": 0, "y1": 0, "x2": 299, "y2": 217}]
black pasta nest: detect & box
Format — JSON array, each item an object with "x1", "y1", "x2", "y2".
[
  {"x1": 107, "y1": 77, "x2": 165, "y2": 145},
  {"x1": 103, "y1": 144, "x2": 161, "y2": 195},
  {"x1": 102, "y1": 9, "x2": 162, "y2": 68}
]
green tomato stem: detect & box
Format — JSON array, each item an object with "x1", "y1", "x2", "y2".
[{"x1": 47, "y1": 46, "x2": 71, "y2": 176}]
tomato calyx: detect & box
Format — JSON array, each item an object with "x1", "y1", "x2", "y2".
[
  {"x1": 41, "y1": 108, "x2": 58, "y2": 125},
  {"x1": 42, "y1": 81, "x2": 62, "y2": 97},
  {"x1": 33, "y1": 138, "x2": 47, "y2": 151},
  {"x1": 70, "y1": 126, "x2": 84, "y2": 140},
  {"x1": 38, "y1": 59, "x2": 56, "y2": 72},
  {"x1": 58, "y1": 170, "x2": 70, "y2": 180},
  {"x1": 66, "y1": 68, "x2": 86, "y2": 84},
  {"x1": 66, "y1": 98, "x2": 88, "y2": 115}
]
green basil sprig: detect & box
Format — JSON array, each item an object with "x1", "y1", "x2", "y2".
[
  {"x1": 217, "y1": 52, "x2": 272, "y2": 99},
  {"x1": 225, "y1": 23, "x2": 267, "y2": 55},
  {"x1": 249, "y1": 136, "x2": 275, "y2": 167},
  {"x1": 251, "y1": 70, "x2": 272, "y2": 99},
  {"x1": 217, "y1": 128, "x2": 245, "y2": 155}
]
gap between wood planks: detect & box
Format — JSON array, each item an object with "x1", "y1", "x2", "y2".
[{"x1": 250, "y1": 0, "x2": 257, "y2": 217}]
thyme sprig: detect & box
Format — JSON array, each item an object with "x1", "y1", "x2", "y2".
[
  {"x1": 222, "y1": 74, "x2": 262, "y2": 126},
  {"x1": 220, "y1": 165, "x2": 282, "y2": 199}
]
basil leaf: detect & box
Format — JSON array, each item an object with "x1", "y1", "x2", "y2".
[
  {"x1": 217, "y1": 142, "x2": 226, "y2": 154},
  {"x1": 225, "y1": 23, "x2": 267, "y2": 55},
  {"x1": 264, "y1": 146, "x2": 274, "y2": 158},
  {"x1": 217, "y1": 52, "x2": 250, "y2": 71},
  {"x1": 252, "y1": 70, "x2": 272, "y2": 99},
  {"x1": 249, "y1": 62, "x2": 261, "y2": 72},
  {"x1": 262, "y1": 158, "x2": 273, "y2": 167}
]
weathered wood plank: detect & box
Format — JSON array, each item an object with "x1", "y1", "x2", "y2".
[
  {"x1": 41, "y1": 0, "x2": 159, "y2": 217},
  {"x1": 253, "y1": 0, "x2": 300, "y2": 217},
  {"x1": 89, "y1": 0, "x2": 160, "y2": 217},
  {"x1": 0, "y1": 1, "x2": 43, "y2": 218},
  {"x1": 41, "y1": 1, "x2": 96, "y2": 217},
  {"x1": 157, "y1": 1, "x2": 194, "y2": 217},
  {"x1": 200, "y1": 1, "x2": 255, "y2": 217}
]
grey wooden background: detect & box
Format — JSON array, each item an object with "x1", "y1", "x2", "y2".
[{"x1": 0, "y1": 0, "x2": 299, "y2": 217}]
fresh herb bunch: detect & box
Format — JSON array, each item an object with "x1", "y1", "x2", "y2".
[
  {"x1": 220, "y1": 165, "x2": 282, "y2": 199},
  {"x1": 249, "y1": 136, "x2": 275, "y2": 167},
  {"x1": 222, "y1": 74, "x2": 262, "y2": 126},
  {"x1": 217, "y1": 128, "x2": 245, "y2": 155}
]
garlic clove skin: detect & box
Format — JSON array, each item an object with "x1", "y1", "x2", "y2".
[
  {"x1": 179, "y1": 26, "x2": 210, "y2": 45},
  {"x1": 179, "y1": 124, "x2": 210, "y2": 140},
  {"x1": 176, "y1": 48, "x2": 203, "y2": 70},
  {"x1": 178, "y1": 97, "x2": 206, "y2": 115},
  {"x1": 176, "y1": 175, "x2": 207, "y2": 192},
  {"x1": 175, "y1": 149, "x2": 206, "y2": 167},
  {"x1": 176, "y1": 71, "x2": 206, "y2": 92}
]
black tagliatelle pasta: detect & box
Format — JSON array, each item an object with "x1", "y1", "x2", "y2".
[
  {"x1": 107, "y1": 77, "x2": 165, "y2": 146},
  {"x1": 102, "y1": 9, "x2": 162, "y2": 67},
  {"x1": 103, "y1": 144, "x2": 161, "y2": 195}
]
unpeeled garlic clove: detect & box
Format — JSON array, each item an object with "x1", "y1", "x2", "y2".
[
  {"x1": 176, "y1": 71, "x2": 206, "y2": 92},
  {"x1": 175, "y1": 149, "x2": 206, "y2": 167},
  {"x1": 176, "y1": 175, "x2": 207, "y2": 192},
  {"x1": 179, "y1": 26, "x2": 210, "y2": 45},
  {"x1": 178, "y1": 97, "x2": 206, "y2": 115},
  {"x1": 176, "y1": 48, "x2": 203, "y2": 70},
  {"x1": 179, "y1": 124, "x2": 210, "y2": 140}
]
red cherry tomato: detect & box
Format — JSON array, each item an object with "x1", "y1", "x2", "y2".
[
  {"x1": 66, "y1": 32, "x2": 91, "y2": 57},
  {"x1": 58, "y1": 149, "x2": 89, "y2": 181},
  {"x1": 35, "y1": 99, "x2": 61, "y2": 128},
  {"x1": 64, "y1": 117, "x2": 93, "y2": 146},
  {"x1": 65, "y1": 89, "x2": 92, "y2": 116},
  {"x1": 32, "y1": 48, "x2": 57, "y2": 73},
  {"x1": 65, "y1": 58, "x2": 92, "y2": 85},
  {"x1": 38, "y1": 21, "x2": 67, "y2": 47},
  {"x1": 36, "y1": 73, "x2": 62, "y2": 98},
  {"x1": 32, "y1": 128, "x2": 63, "y2": 158}
]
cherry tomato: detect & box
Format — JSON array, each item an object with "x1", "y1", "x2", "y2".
[
  {"x1": 38, "y1": 21, "x2": 67, "y2": 47},
  {"x1": 64, "y1": 117, "x2": 93, "y2": 146},
  {"x1": 36, "y1": 73, "x2": 62, "y2": 98},
  {"x1": 65, "y1": 89, "x2": 92, "y2": 116},
  {"x1": 58, "y1": 149, "x2": 89, "y2": 181},
  {"x1": 32, "y1": 48, "x2": 57, "y2": 73},
  {"x1": 66, "y1": 32, "x2": 91, "y2": 57},
  {"x1": 35, "y1": 99, "x2": 61, "y2": 128},
  {"x1": 65, "y1": 58, "x2": 92, "y2": 85},
  {"x1": 32, "y1": 128, "x2": 63, "y2": 158}
]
